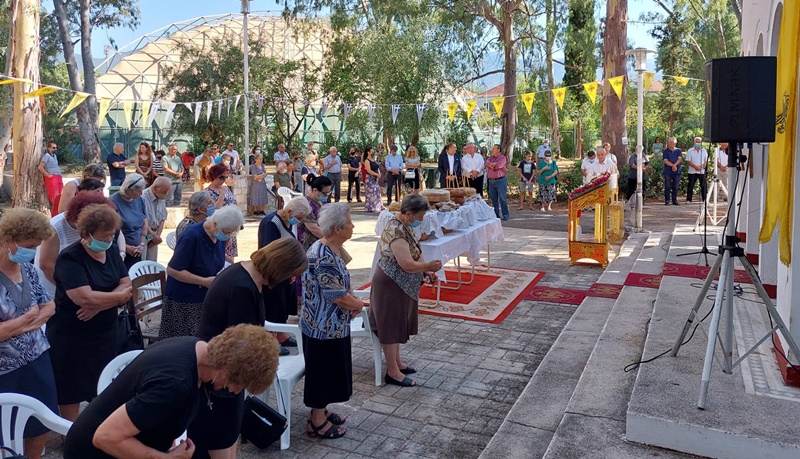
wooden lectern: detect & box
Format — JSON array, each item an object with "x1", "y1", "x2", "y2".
[{"x1": 568, "y1": 182, "x2": 611, "y2": 267}]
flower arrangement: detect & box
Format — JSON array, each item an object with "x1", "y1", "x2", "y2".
[{"x1": 569, "y1": 172, "x2": 611, "y2": 200}]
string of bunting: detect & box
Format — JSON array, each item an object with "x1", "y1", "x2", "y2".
[{"x1": 0, "y1": 72, "x2": 704, "y2": 126}]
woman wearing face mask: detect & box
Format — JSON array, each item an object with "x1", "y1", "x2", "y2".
[
  {"x1": 55, "y1": 162, "x2": 107, "y2": 216},
  {"x1": 206, "y1": 164, "x2": 239, "y2": 262},
  {"x1": 188, "y1": 239, "x2": 308, "y2": 459},
  {"x1": 176, "y1": 191, "x2": 213, "y2": 240},
  {"x1": 301, "y1": 154, "x2": 319, "y2": 196},
  {"x1": 159, "y1": 206, "x2": 244, "y2": 340},
  {"x1": 299, "y1": 174, "x2": 332, "y2": 251},
  {"x1": 369, "y1": 194, "x2": 441, "y2": 387},
  {"x1": 538, "y1": 151, "x2": 559, "y2": 212},
  {"x1": 48, "y1": 204, "x2": 133, "y2": 422},
  {"x1": 0, "y1": 209, "x2": 58, "y2": 459}
]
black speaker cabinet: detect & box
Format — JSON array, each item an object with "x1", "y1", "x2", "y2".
[{"x1": 704, "y1": 56, "x2": 777, "y2": 143}]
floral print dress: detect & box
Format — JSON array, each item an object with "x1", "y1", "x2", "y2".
[
  {"x1": 364, "y1": 159, "x2": 384, "y2": 213},
  {"x1": 206, "y1": 186, "x2": 238, "y2": 258}
]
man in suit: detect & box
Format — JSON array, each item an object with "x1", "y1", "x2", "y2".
[{"x1": 437, "y1": 142, "x2": 461, "y2": 188}]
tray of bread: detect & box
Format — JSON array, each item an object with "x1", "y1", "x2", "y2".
[
  {"x1": 420, "y1": 189, "x2": 450, "y2": 204},
  {"x1": 445, "y1": 187, "x2": 477, "y2": 204}
]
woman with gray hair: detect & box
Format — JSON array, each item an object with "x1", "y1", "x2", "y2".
[
  {"x1": 301, "y1": 203, "x2": 364, "y2": 439},
  {"x1": 109, "y1": 173, "x2": 151, "y2": 269},
  {"x1": 176, "y1": 191, "x2": 213, "y2": 239},
  {"x1": 369, "y1": 194, "x2": 442, "y2": 387},
  {"x1": 160, "y1": 205, "x2": 244, "y2": 339}
]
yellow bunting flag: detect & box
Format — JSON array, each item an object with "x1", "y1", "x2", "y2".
[
  {"x1": 466, "y1": 100, "x2": 477, "y2": 120},
  {"x1": 492, "y1": 96, "x2": 504, "y2": 117},
  {"x1": 98, "y1": 99, "x2": 111, "y2": 127},
  {"x1": 447, "y1": 102, "x2": 458, "y2": 122},
  {"x1": 583, "y1": 82, "x2": 598, "y2": 105},
  {"x1": 0, "y1": 79, "x2": 15, "y2": 86},
  {"x1": 0, "y1": 77, "x2": 33, "y2": 85},
  {"x1": 643, "y1": 72, "x2": 655, "y2": 91},
  {"x1": 140, "y1": 101, "x2": 151, "y2": 128},
  {"x1": 673, "y1": 76, "x2": 690, "y2": 86},
  {"x1": 552, "y1": 87, "x2": 566, "y2": 109},
  {"x1": 608, "y1": 76, "x2": 625, "y2": 100},
  {"x1": 122, "y1": 101, "x2": 134, "y2": 129},
  {"x1": 521, "y1": 92, "x2": 535, "y2": 115},
  {"x1": 760, "y1": 0, "x2": 800, "y2": 265},
  {"x1": 22, "y1": 85, "x2": 59, "y2": 98},
  {"x1": 59, "y1": 92, "x2": 90, "y2": 118}
]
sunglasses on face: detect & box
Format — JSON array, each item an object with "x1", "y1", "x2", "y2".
[{"x1": 220, "y1": 176, "x2": 229, "y2": 180}]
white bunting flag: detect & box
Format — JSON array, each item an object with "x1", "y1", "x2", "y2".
[
  {"x1": 319, "y1": 100, "x2": 328, "y2": 118},
  {"x1": 146, "y1": 102, "x2": 161, "y2": 128},
  {"x1": 257, "y1": 94, "x2": 265, "y2": 111},
  {"x1": 234, "y1": 95, "x2": 242, "y2": 112},
  {"x1": 368, "y1": 104, "x2": 377, "y2": 122},
  {"x1": 163, "y1": 103, "x2": 177, "y2": 126},
  {"x1": 217, "y1": 100, "x2": 223, "y2": 119},
  {"x1": 391, "y1": 104, "x2": 401, "y2": 125},
  {"x1": 416, "y1": 103, "x2": 426, "y2": 124},
  {"x1": 343, "y1": 103, "x2": 354, "y2": 121},
  {"x1": 226, "y1": 98, "x2": 232, "y2": 117},
  {"x1": 193, "y1": 102, "x2": 202, "y2": 125},
  {"x1": 206, "y1": 100, "x2": 212, "y2": 123}
]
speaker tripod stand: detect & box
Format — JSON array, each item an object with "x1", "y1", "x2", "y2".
[
  {"x1": 670, "y1": 144, "x2": 800, "y2": 409},
  {"x1": 678, "y1": 173, "x2": 715, "y2": 267},
  {"x1": 692, "y1": 174, "x2": 727, "y2": 231}
]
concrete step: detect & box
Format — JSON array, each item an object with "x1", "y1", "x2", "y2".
[
  {"x1": 626, "y1": 227, "x2": 800, "y2": 459},
  {"x1": 479, "y1": 233, "x2": 650, "y2": 459},
  {"x1": 541, "y1": 233, "x2": 679, "y2": 458}
]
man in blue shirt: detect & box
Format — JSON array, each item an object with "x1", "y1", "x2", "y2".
[
  {"x1": 107, "y1": 142, "x2": 130, "y2": 186},
  {"x1": 322, "y1": 146, "x2": 343, "y2": 202},
  {"x1": 384, "y1": 145, "x2": 405, "y2": 205},
  {"x1": 662, "y1": 137, "x2": 682, "y2": 205}
]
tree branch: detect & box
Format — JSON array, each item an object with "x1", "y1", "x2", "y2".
[
  {"x1": 456, "y1": 68, "x2": 505, "y2": 88},
  {"x1": 512, "y1": 34, "x2": 547, "y2": 45}
]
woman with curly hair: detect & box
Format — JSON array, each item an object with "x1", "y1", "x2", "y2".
[
  {"x1": 48, "y1": 204, "x2": 133, "y2": 422},
  {"x1": 0, "y1": 209, "x2": 57, "y2": 459},
  {"x1": 64, "y1": 324, "x2": 279, "y2": 459},
  {"x1": 189, "y1": 238, "x2": 308, "y2": 458},
  {"x1": 206, "y1": 163, "x2": 239, "y2": 261}
]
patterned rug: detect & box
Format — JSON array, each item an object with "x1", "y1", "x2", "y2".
[
  {"x1": 662, "y1": 261, "x2": 752, "y2": 284},
  {"x1": 588, "y1": 283, "x2": 623, "y2": 299},
  {"x1": 525, "y1": 287, "x2": 587, "y2": 305},
  {"x1": 624, "y1": 272, "x2": 663, "y2": 289}
]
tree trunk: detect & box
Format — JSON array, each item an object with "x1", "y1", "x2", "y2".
[
  {"x1": 545, "y1": 0, "x2": 561, "y2": 156},
  {"x1": 11, "y1": 0, "x2": 49, "y2": 211},
  {"x1": 577, "y1": 117, "x2": 584, "y2": 157},
  {"x1": 0, "y1": 13, "x2": 14, "y2": 195},
  {"x1": 499, "y1": 3, "x2": 517, "y2": 162},
  {"x1": 601, "y1": 0, "x2": 627, "y2": 164},
  {"x1": 79, "y1": 0, "x2": 100, "y2": 162}
]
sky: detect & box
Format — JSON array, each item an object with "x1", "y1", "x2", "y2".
[{"x1": 44, "y1": 0, "x2": 663, "y2": 84}]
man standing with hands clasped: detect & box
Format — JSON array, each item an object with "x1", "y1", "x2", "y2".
[
  {"x1": 323, "y1": 146, "x2": 343, "y2": 202},
  {"x1": 685, "y1": 136, "x2": 708, "y2": 203},
  {"x1": 486, "y1": 144, "x2": 509, "y2": 221},
  {"x1": 662, "y1": 137, "x2": 682, "y2": 206},
  {"x1": 384, "y1": 145, "x2": 405, "y2": 205},
  {"x1": 161, "y1": 143, "x2": 185, "y2": 207},
  {"x1": 461, "y1": 142, "x2": 485, "y2": 197}
]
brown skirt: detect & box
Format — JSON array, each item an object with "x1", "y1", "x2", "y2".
[{"x1": 368, "y1": 266, "x2": 418, "y2": 345}]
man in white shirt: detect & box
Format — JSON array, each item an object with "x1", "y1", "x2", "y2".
[
  {"x1": 603, "y1": 142, "x2": 618, "y2": 165},
  {"x1": 593, "y1": 148, "x2": 618, "y2": 176},
  {"x1": 714, "y1": 142, "x2": 729, "y2": 201},
  {"x1": 536, "y1": 139, "x2": 550, "y2": 160},
  {"x1": 685, "y1": 136, "x2": 708, "y2": 202},
  {"x1": 580, "y1": 150, "x2": 597, "y2": 184},
  {"x1": 142, "y1": 177, "x2": 170, "y2": 262},
  {"x1": 273, "y1": 144, "x2": 289, "y2": 165},
  {"x1": 223, "y1": 142, "x2": 241, "y2": 174},
  {"x1": 461, "y1": 142, "x2": 485, "y2": 196}
]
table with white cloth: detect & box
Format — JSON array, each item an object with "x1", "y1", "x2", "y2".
[{"x1": 371, "y1": 210, "x2": 504, "y2": 306}]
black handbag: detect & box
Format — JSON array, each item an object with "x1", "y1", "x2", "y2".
[
  {"x1": 0, "y1": 446, "x2": 27, "y2": 458},
  {"x1": 116, "y1": 298, "x2": 144, "y2": 355},
  {"x1": 240, "y1": 395, "x2": 287, "y2": 449}
]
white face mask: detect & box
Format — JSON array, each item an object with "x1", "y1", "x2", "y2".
[{"x1": 545, "y1": 157, "x2": 552, "y2": 163}]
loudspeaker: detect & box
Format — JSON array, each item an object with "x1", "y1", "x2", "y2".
[{"x1": 704, "y1": 56, "x2": 776, "y2": 143}]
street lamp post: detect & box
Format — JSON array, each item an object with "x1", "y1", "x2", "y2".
[
  {"x1": 241, "y1": 0, "x2": 251, "y2": 170},
  {"x1": 628, "y1": 47, "x2": 652, "y2": 232}
]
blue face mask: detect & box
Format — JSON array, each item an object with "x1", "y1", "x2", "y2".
[
  {"x1": 214, "y1": 232, "x2": 230, "y2": 242},
  {"x1": 695, "y1": 143, "x2": 702, "y2": 148},
  {"x1": 87, "y1": 235, "x2": 114, "y2": 253},
  {"x1": 206, "y1": 205, "x2": 216, "y2": 217},
  {"x1": 8, "y1": 243, "x2": 36, "y2": 264},
  {"x1": 317, "y1": 195, "x2": 329, "y2": 203},
  {"x1": 588, "y1": 158, "x2": 596, "y2": 163},
  {"x1": 409, "y1": 219, "x2": 422, "y2": 228},
  {"x1": 288, "y1": 216, "x2": 300, "y2": 226}
]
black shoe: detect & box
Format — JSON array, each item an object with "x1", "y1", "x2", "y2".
[
  {"x1": 282, "y1": 337, "x2": 298, "y2": 347},
  {"x1": 672, "y1": 201, "x2": 679, "y2": 206},
  {"x1": 665, "y1": 202, "x2": 670, "y2": 205},
  {"x1": 357, "y1": 199, "x2": 362, "y2": 203}
]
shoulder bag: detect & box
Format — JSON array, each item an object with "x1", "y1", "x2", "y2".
[
  {"x1": 240, "y1": 394, "x2": 287, "y2": 449},
  {"x1": 117, "y1": 297, "x2": 144, "y2": 355}
]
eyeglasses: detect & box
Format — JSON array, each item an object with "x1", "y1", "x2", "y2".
[{"x1": 219, "y1": 176, "x2": 229, "y2": 181}]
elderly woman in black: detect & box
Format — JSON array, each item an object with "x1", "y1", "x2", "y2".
[
  {"x1": 301, "y1": 203, "x2": 364, "y2": 439},
  {"x1": 48, "y1": 203, "x2": 133, "y2": 421},
  {"x1": 176, "y1": 191, "x2": 213, "y2": 239},
  {"x1": 189, "y1": 238, "x2": 308, "y2": 458},
  {"x1": 369, "y1": 194, "x2": 441, "y2": 387},
  {"x1": 0, "y1": 209, "x2": 57, "y2": 459}
]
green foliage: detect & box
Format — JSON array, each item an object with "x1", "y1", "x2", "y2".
[{"x1": 444, "y1": 111, "x2": 474, "y2": 157}]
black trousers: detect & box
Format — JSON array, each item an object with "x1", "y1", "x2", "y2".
[
  {"x1": 468, "y1": 175, "x2": 484, "y2": 197},
  {"x1": 626, "y1": 177, "x2": 647, "y2": 200},
  {"x1": 347, "y1": 171, "x2": 361, "y2": 201},
  {"x1": 386, "y1": 173, "x2": 401, "y2": 204},
  {"x1": 687, "y1": 173, "x2": 707, "y2": 202}
]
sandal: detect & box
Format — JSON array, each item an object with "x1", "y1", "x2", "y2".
[
  {"x1": 325, "y1": 410, "x2": 346, "y2": 425},
  {"x1": 385, "y1": 374, "x2": 416, "y2": 387},
  {"x1": 399, "y1": 366, "x2": 417, "y2": 375},
  {"x1": 307, "y1": 420, "x2": 346, "y2": 439}
]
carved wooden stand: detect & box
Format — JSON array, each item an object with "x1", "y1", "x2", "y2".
[{"x1": 568, "y1": 182, "x2": 611, "y2": 267}]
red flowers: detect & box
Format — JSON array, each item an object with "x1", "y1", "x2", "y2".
[{"x1": 569, "y1": 172, "x2": 611, "y2": 200}]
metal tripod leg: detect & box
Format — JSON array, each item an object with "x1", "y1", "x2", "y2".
[
  {"x1": 698, "y1": 249, "x2": 733, "y2": 409},
  {"x1": 671, "y1": 253, "x2": 724, "y2": 356}
]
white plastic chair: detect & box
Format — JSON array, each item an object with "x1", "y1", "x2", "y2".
[
  {"x1": 97, "y1": 350, "x2": 143, "y2": 394},
  {"x1": 259, "y1": 321, "x2": 304, "y2": 450},
  {"x1": 0, "y1": 393, "x2": 72, "y2": 453},
  {"x1": 128, "y1": 261, "x2": 167, "y2": 304},
  {"x1": 276, "y1": 187, "x2": 301, "y2": 210},
  {"x1": 350, "y1": 293, "x2": 382, "y2": 386},
  {"x1": 166, "y1": 231, "x2": 177, "y2": 250}
]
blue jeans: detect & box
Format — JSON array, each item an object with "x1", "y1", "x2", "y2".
[
  {"x1": 488, "y1": 176, "x2": 509, "y2": 220},
  {"x1": 664, "y1": 174, "x2": 680, "y2": 203}
]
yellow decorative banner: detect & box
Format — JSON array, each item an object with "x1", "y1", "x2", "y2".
[
  {"x1": 608, "y1": 76, "x2": 625, "y2": 100},
  {"x1": 0, "y1": 77, "x2": 33, "y2": 85},
  {"x1": 492, "y1": 96, "x2": 504, "y2": 117},
  {"x1": 760, "y1": 0, "x2": 800, "y2": 265},
  {"x1": 59, "y1": 92, "x2": 90, "y2": 118},
  {"x1": 521, "y1": 92, "x2": 535, "y2": 115},
  {"x1": 673, "y1": 76, "x2": 690, "y2": 86},
  {"x1": 140, "y1": 101, "x2": 151, "y2": 128},
  {"x1": 98, "y1": 99, "x2": 111, "y2": 127},
  {"x1": 644, "y1": 72, "x2": 655, "y2": 91},
  {"x1": 447, "y1": 102, "x2": 458, "y2": 122},
  {"x1": 583, "y1": 82, "x2": 598, "y2": 105},
  {"x1": 0, "y1": 79, "x2": 15, "y2": 86},
  {"x1": 466, "y1": 100, "x2": 477, "y2": 120},
  {"x1": 22, "y1": 85, "x2": 59, "y2": 98},
  {"x1": 552, "y1": 87, "x2": 566, "y2": 109},
  {"x1": 122, "y1": 101, "x2": 134, "y2": 129}
]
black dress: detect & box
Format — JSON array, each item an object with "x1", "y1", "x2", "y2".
[
  {"x1": 48, "y1": 241, "x2": 128, "y2": 405},
  {"x1": 190, "y1": 263, "x2": 264, "y2": 456}
]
